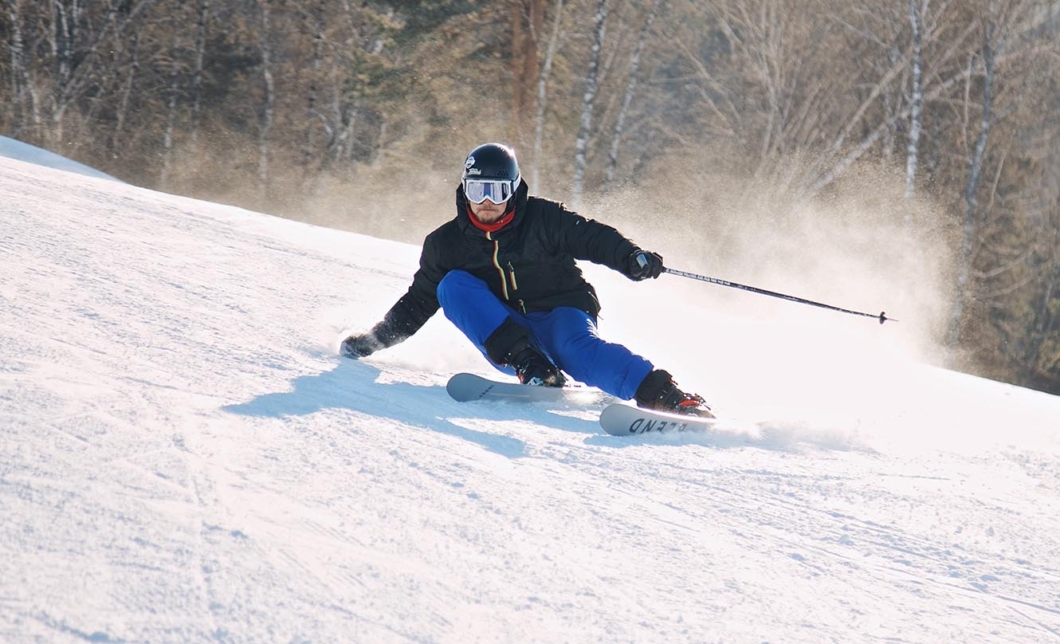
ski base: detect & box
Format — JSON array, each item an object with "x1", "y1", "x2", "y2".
[{"x1": 599, "y1": 403, "x2": 717, "y2": 436}]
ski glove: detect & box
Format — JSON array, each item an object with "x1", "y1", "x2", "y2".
[
  {"x1": 625, "y1": 249, "x2": 664, "y2": 281},
  {"x1": 341, "y1": 333, "x2": 380, "y2": 359}
]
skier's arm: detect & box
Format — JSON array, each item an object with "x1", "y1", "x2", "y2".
[
  {"x1": 545, "y1": 203, "x2": 663, "y2": 281},
  {"x1": 342, "y1": 250, "x2": 444, "y2": 358}
]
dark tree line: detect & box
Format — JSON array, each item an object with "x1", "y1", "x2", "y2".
[{"x1": 2, "y1": 0, "x2": 1059, "y2": 394}]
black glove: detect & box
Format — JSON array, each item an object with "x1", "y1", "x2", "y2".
[
  {"x1": 341, "y1": 333, "x2": 379, "y2": 359},
  {"x1": 625, "y1": 249, "x2": 664, "y2": 281}
]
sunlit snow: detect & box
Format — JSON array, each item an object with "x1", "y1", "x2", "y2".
[{"x1": 1, "y1": 150, "x2": 1058, "y2": 643}]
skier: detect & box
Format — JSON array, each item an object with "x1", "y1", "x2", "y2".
[{"x1": 341, "y1": 142, "x2": 712, "y2": 417}]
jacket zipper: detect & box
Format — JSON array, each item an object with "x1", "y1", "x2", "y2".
[
  {"x1": 508, "y1": 262, "x2": 527, "y2": 313},
  {"x1": 507, "y1": 262, "x2": 519, "y2": 290}
]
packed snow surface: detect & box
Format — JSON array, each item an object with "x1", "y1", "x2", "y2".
[
  {"x1": 2, "y1": 154, "x2": 1059, "y2": 643},
  {"x1": 0, "y1": 137, "x2": 120, "y2": 183}
]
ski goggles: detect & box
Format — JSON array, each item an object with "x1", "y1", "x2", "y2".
[{"x1": 463, "y1": 178, "x2": 517, "y2": 204}]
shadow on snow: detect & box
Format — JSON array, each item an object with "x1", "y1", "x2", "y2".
[
  {"x1": 223, "y1": 358, "x2": 869, "y2": 457},
  {"x1": 222, "y1": 359, "x2": 595, "y2": 458}
]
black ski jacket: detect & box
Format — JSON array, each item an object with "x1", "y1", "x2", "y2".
[{"x1": 364, "y1": 180, "x2": 642, "y2": 349}]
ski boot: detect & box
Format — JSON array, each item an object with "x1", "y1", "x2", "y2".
[
  {"x1": 634, "y1": 369, "x2": 714, "y2": 418},
  {"x1": 504, "y1": 339, "x2": 566, "y2": 387}
]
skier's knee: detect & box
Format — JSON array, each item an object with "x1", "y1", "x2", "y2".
[{"x1": 437, "y1": 270, "x2": 484, "y2": 307}]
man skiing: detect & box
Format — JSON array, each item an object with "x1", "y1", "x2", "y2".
[{"x1": 342, "y1": 142, "x2": 712, "y2": 417}]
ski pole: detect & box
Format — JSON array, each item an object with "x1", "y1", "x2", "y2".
[{"x1": 663, "y1": 267, "x2": 895, "y2": 324}]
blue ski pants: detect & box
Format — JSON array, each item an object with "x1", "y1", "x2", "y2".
[{"x1": 436, "y1": 270, "x2": 653, "y2": 400}]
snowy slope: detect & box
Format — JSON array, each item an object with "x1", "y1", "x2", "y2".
[
  {"x1": 2, "y1": 154, "x2": 1059, "y2": 643},
  {"x1": 0, "y1": 137, "x2": 120, "y2": 183}
]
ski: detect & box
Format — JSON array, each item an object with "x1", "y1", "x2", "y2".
[
  {"x1": 447, "y1": 374, "x2": 713, "y2": 437},
  {"x1": 446, "y1": 372, "x2": 604, "y2": 404},
  {"x1": 598, "y1": 403, "x2": 717, "y2": 437}
]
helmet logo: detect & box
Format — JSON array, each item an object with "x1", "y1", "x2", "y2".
[{"x1": 465, "y1": 155, "x2": 482, "y2": 175}]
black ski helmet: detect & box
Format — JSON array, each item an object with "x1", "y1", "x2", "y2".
[{"x1": 462, "y1": 142, "x2": 520, "y2": 186}]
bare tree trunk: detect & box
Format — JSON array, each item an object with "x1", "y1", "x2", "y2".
[
  {"x1": 1024, "y1": 276, "x2": 1055, "y2": 383},
  {"x1": 330, "y1": 0, "x2": 361, "y2": 169},
  {"x1": 880, "y1": 45, "x2": 902, "y2": 164},
  {"x1": 159, "y1": 48, "x2": 181, "y2": 192},
  {"x1": 54, "y1": 1, "x2": 75, "y2": 89},
  {"x1": 303, "y1": 0, "x2": 324, "y2": 175},
  {"x1": 511, "y1": 0, "x2": 525, "y2": 146},
  {"x1": 341, "y1": 103, "x2": 357, "y2": 164},
  {"x1": 604, "y1": 0, "x2": 660, "y2": 191},
  {"x1": 531, "y1": 0, "x2": 564, "y2": 191},
  {"x1": 511, "y1": 0, "x2": 544, "y2": 150},
  {"x1": 926, "y1": 113, "x2": 940, "y2": 184},
  {"x1": 371, "y1": 116, "x2": 387, "y2": 168},
  {"x1": 4, "y1": 0, "x2": 39, "y2": 139},
  {"x1": 48, "y1": 0, "x2": 74, "y2": 145},
  {"x1": 949, "y1": 23, "x2": 996, "y2": 347},
  {"x1": 331, "y1": 107, "x2": 352, "y2": 169},
  {"x1": 111, "y1": 31, "x2": 139, "y2": 155},
  {"x1": 745, "y1": 1, "x2": 785, "y2": 174},
  {"x1": 189, "y1": 0, "x2": 210, "y2": 149},
  {"x1": 257, "y1": 0, "x2": 276, "y2": 206},
  {"x1": 5, "y1": 0, "x2": 23, "y2": 123},
  {"x1": 571, "y1": 0, "x2": 608, "y2": 208},
  {"x1": 904, "y1": 0, "x2": 927, "y2": 209},
  {"x1": 49, "y1": 0, "x2": 87, "y2": 144}
]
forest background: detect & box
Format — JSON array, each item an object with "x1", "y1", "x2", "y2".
[{"x1": 2, "y1": 0, "x2": 1059, "y2": 395}]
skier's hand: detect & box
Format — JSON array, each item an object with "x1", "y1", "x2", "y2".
[
  {"x1": 625, "y1": 249, "x2": 664, "y2": 281},
  {"x1": 341, "y1": 333, "x2": 379, "y2": 359}
]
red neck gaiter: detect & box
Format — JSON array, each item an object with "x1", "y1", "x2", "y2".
[{"x1": 467, "y1": 205, "x2": 515, "y2": 233}]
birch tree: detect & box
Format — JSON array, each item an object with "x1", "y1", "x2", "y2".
[
  {"x1": 531, "y1": 0, "x2": 564, "y2": 191},
  {"x1": 110, "y1": 30, "x2": 139, "y2": 155},
  {"x1": 303, "y1": 0, "x2": 325, "y2": 174},
  {"x1": 189, "y1": 0, "x2": 210, "y2": 149},
  {"x1": 904, "y1": 0, "x2": 926, "y2": 205},
  {"x1": 948, "y1": 24, "x2": 995, "y2": 346},
  {"x1": 946, "y1": 0, "x2": 1050, "y2": 347},
  {"x1": 511, "y1": 0, "x2": 545, "y2": 150},
  {"x1": 256, "y1": 0, "x2": 275, "y2": 205},
  {"x1": 604, "y1": 0, "x2": 661, "y2": 191},
  {"x1": 3, "y1": 0, "x2": 39, "y2": 139},
  {"x1": 571, "y1": 0, "x2": 609, "y2": 207},
  {"x1": 159, "y1": 28, "x2": 183, "y2": 191}
]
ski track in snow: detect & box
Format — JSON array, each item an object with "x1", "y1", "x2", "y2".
[{"x1": 2, "y1": 155, "x2": 1059, "y2": 643}]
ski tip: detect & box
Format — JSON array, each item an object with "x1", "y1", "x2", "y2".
[
  {"x1": 445, "y1": 373, "x2": 481, "y2": 402},
  {"x1": 599, "y1": 403, "x2": 718, "y2": 437},
  {"x1": 445, "y1": 383, "x2": 469, "y2": 402}
]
